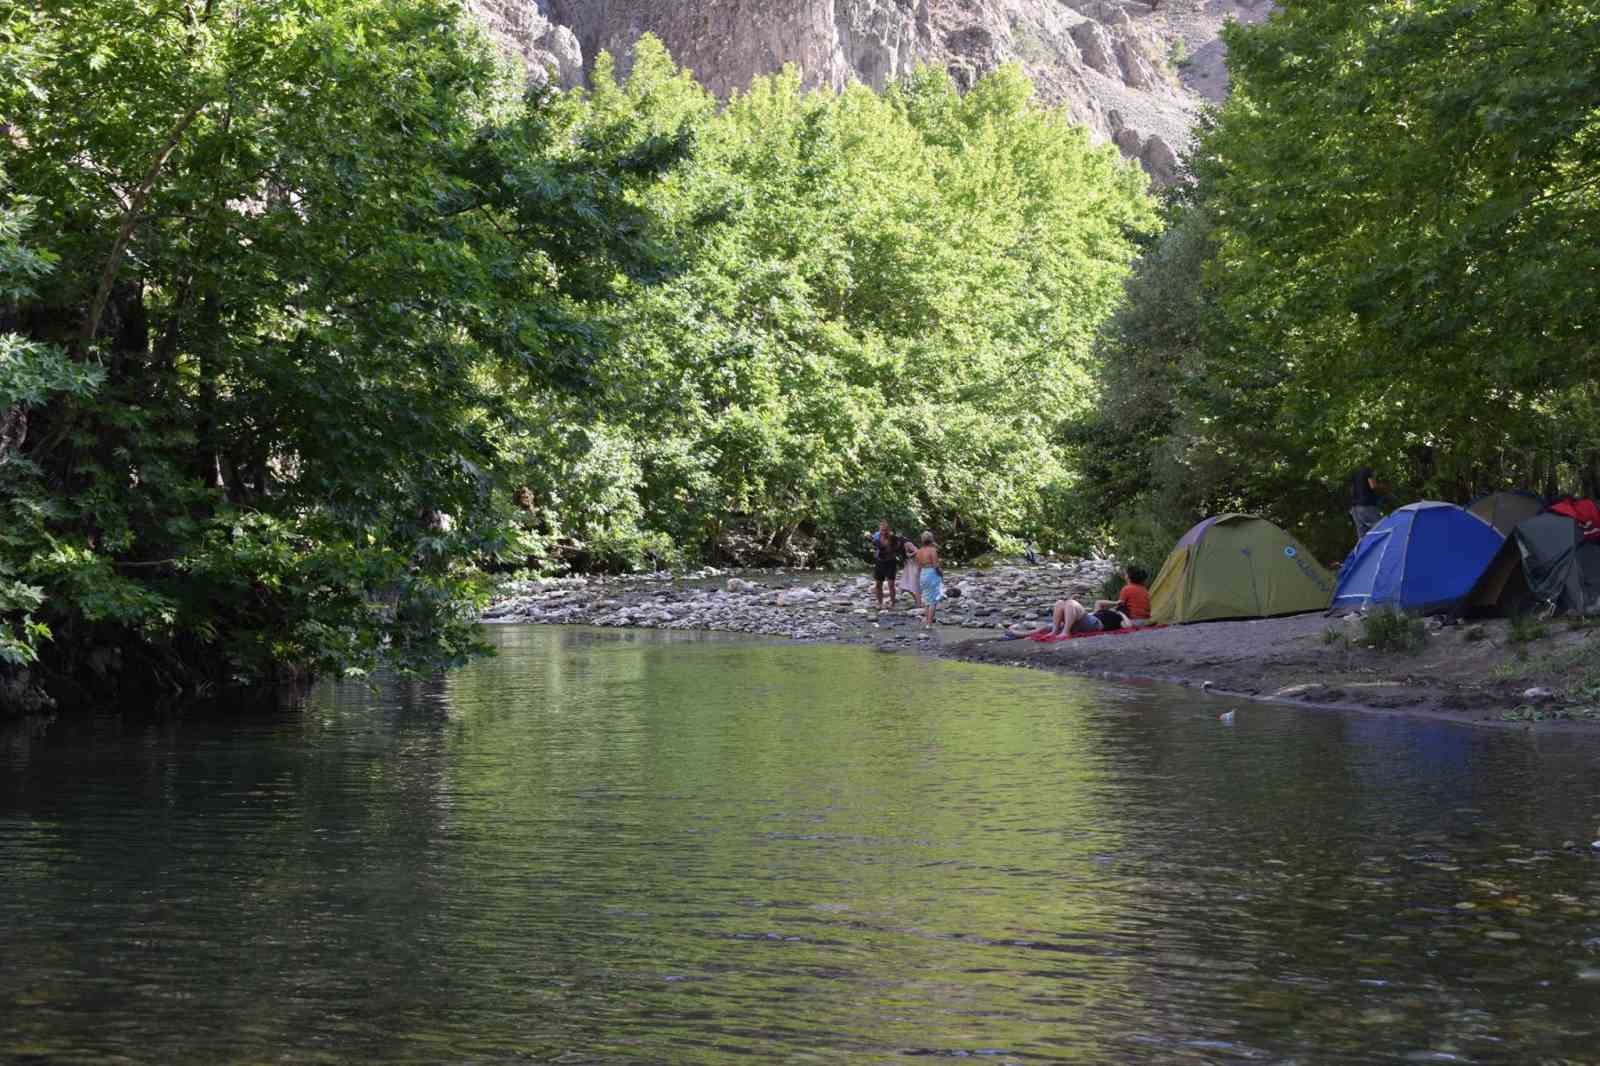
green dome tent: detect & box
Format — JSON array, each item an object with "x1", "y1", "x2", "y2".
[
  {"x1": 1467, "y1": 490, "x2": 1543, "y2": 536},
  {"x1": 1151, "y1": 514, "x2": 1335, "y2": 624},
  {"x1": 1465, "y1": 512, "x2": 1600, "y2": 617}
]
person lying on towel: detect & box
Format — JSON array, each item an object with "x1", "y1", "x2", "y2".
[
  {"x1": 1034, "y1": 565, "x2": 1150, "y2": 637},
  {"x1": 1042, "y1": 598, "x2": 1129, "y2": 637}
]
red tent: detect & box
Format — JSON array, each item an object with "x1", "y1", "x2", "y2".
[{"x1": 1549, "y1": 497, "x2": 1600, "y2": 543}]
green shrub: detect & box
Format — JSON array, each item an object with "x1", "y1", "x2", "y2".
[
  {"x1": 1361, "y1": 608, "x2": 1426, "y2": 654},
  {"x1": 1501, "y1": 705, "x2": 1600, "y2": 723},
  {"x1": 1322, "y1": 625, "x2": 1349, "y2": 647},
  {"x1": 1507, "y1": 613, "x2": 1550, "y2": 645},
  {"x1": 1493, "y1": 631, "x2": 1600, "y2": 682}
]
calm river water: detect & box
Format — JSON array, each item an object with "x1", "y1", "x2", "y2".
[{"x1": 4, "y1": 626, "x2": 1600, "y2": 1063}]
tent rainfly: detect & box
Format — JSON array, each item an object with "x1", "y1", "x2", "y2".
[{"x1": 1466, "y1": 512, "x2": 1600, "y2": 617}]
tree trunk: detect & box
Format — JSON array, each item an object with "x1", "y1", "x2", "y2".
[
  {"x1": 75, "y1": 104, "x2": 204, "y2": 358},
  {"x1": 0, "y1": 405, "x2": 25, "y2": 459}
]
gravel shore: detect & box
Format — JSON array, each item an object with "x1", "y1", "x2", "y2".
[{"x1": 484, "y1": 559, "x2": 1119, "y2": 644}]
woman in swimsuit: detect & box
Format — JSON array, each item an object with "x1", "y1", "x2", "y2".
[
  {"x1": 897, "y1": 537, "x2": 922, "y2": 607},
  {"x1": 915, "y1": 531, "x2": 942, "y2": 626}
]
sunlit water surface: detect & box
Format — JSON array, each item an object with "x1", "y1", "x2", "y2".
[{"x1": 5, "y1": 626, "x2": 1600, "y2": 1063}]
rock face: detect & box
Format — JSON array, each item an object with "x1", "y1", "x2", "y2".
[
  {"x1": 469, "y1": 0, "x2": 584, "y2": 88},
  {"x1": 469, "y1": 0, "x2": 1278, "y2": 184}
]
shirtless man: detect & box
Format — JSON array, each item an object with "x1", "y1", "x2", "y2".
[{"x1": 868, "y1": 519, "x2": 902, "y2": 611}]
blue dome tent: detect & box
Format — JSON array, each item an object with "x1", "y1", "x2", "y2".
[{"x1": 1332, "y1": 502, "x2": 1503, "y2": 614}]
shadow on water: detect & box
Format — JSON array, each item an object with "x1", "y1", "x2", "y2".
[{"x1": 4, "y1": 624, "x2": 1600, "y2": 1062}]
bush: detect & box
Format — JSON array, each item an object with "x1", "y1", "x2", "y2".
[
  {"x1": 1507, "y1": 613, "x2": 1551, "y2": 644},
  {"x1": 1361, "y1": 608, "x2": 1426, "y2": 654}
]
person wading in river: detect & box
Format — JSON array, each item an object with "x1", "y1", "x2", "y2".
[
  {"x1": 869, "y1": 519, "x2": 903, "y2": 612},
  {"x1": 915, "y1": 531, "x2": 943, "y2": 626}
]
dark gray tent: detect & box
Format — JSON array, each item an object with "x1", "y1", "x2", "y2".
[
  {"x1": 1467, "y1": 490, "x2": 1543, "y2": 536},
  {"x1": 1466, "y1": 512, "x2": 1600, "y2": 616}
]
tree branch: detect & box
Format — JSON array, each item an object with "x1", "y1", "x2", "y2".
[{"x1": 75, "y1": 104, "x2": 206, "y2": 358}]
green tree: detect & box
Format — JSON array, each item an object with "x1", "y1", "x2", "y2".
[
  {"x1": 570, "y1": 45, "x2": 1155, "y2": 564},
  {"x1": 1080, "y1": 0, "x2": 1600, "y2": 562},
  {"x1": 1196, "y1": 0, "x2": 1600, "y2": 499},
  {"x1": 1, "y1": 0, "x2": 685, "y2": 706}
]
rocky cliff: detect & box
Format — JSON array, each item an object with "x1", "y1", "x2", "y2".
[{"x1": 469, "y1": 0, "x2": 1275, "y2": 184}]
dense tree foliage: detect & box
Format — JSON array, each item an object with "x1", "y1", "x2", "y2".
[
  {"x1": 1078, "y1": 0, "x2": 1600, "y2": 562},
  {"x1": 2, "y1": 6, "x2": 1152, "y2": 706},
  {"x1": 508, "y1": 42, "x2": 1155, "y2": 568},
  {"x1": 1, "y1": 0, "x2": 687, "y2": 705}
]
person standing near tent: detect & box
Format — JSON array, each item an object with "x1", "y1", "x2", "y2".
[{"x1": 1349, "y1": 467, "x2": 1383, "y2": 540}]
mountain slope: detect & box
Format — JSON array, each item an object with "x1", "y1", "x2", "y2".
[{"x1": 470, "y1": 0, "x2": 1275, "y2": 183}]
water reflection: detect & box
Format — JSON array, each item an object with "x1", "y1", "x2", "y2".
[{"x1": 4, "y1": 626, "x2": 1600, "y2": 1062}]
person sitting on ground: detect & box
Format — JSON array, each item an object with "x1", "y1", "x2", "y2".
[
  {"x1": 1095, "y1": 565, "x2": 1151, "y2": 626},
  {"x1": 915, "y1": 531, "x2": 942, "y2": 626},
  {"x1": 868, "y1": 518, "x2": 902, "y2": 611}
]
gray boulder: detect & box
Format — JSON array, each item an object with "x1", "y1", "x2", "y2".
[
  {"x1": 1069, "y1": 20, "x2": 1119, "y2": 77},
  {"x1": 1139, "y1": 133, "x2": 1179, "y2": 184}
]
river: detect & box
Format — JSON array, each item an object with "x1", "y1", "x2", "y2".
[{"x1": 4, "y1": 625, "x2": 1600, "y2": 1062}]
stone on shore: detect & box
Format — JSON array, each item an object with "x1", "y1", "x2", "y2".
[{"x1": 485, "y1": 558, "x2": 1118, "y2": 643}]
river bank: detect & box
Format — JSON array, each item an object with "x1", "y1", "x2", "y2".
[
  {"x1": 486, "y1": 562, "x2": 1600, "y2": 727},
  {"x1": 949, "y1": 613, "x2": 1600, "y2": 728}
]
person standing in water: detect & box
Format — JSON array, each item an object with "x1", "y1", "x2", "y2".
[
  {"x1": 915, "y1": 531, "x2": 942, "y2": 626},
  {"x1": 897, "y1": 536, "x2": 923, "y2": 608},
  {"x1": 869, "y1": 519, "x2": 902, "y2": 611}
]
